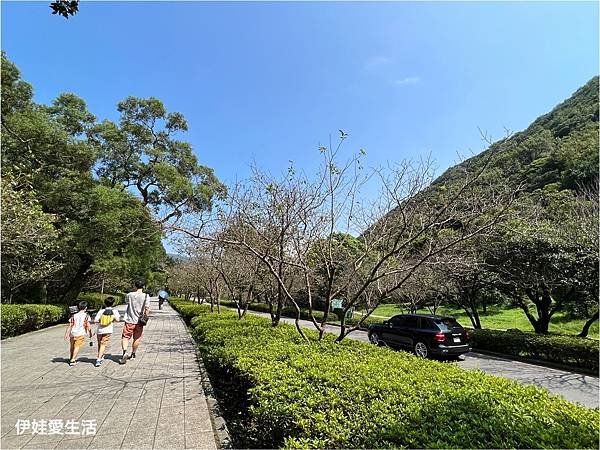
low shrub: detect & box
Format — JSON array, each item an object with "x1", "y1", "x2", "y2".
[
  {"x1": 219, "y1": 300, "x2": 381, "y2": 329},
  {"x1": 172, "y1": 299, "x2": 599, "y2": 449},
  {"x1": 1, "y1": 304, "x2": 67, "y2": 339},
  {"x1": 471, "y1": 328, "x2": 599, "y2": 374}
]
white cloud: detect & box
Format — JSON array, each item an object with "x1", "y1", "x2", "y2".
[
  {"x1": 394, "y1": 76, "x2": 420, "y2": 86},
  {"x1": 364, "y1": 56, "x2": 392, "y2": 71}
]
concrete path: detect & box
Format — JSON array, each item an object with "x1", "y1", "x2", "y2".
[
  {"x1": 1, "y1": 299, "x2": 218, "y2": 450},
  {"x1": 238, "y1": 308, "x2": 599, "y2": 409}
]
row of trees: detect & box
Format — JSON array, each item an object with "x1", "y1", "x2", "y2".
[
  {"x1": 1, "y1": 53, "x2": 224, "y2": 303},
  {"x1": 169, "y1": 77, "x2": 599, "y2": 341},
  {"x1": 167, "y1": 135, "x2": 488, "y2": 340},
  {"x1": 169, "y1": 140, "x2": 597, "y2": 341}
]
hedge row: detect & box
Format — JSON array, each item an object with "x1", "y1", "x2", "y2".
[
  {"x1": 218, "y1": 300, "x2": 599, "y2": 373},
  {"x1": 1, "y1": 304, "x2": 67, "y2": 339},
  {"x1": 76, "y1": 292, "x2": 125, "y2": 311},
  {"x1": 172, "y1": 299, "x2": 599, "y2": 449},
  {"x1": 218, "y1": 300, "x2": 381, "y2": 328},
  {"x1": 471, "y1": 328, "x2": 599, "y2": 374},
  {"x1": 1, "y1": 292, "x2": 126, "y2": 339}
]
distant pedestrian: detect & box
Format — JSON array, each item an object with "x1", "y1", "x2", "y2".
[
  {"x1": 157, "y1": 289, "x2": 169, "y2": 310},
  {"x1": 120, "y1": 279, "x2": 150, "y2": 364},
  {"x1": 64, "y1": 301, "x2": 92, "y2": 366},
  {"x1": 93, "y1": 297, "x2": 121, "y2": 367}
]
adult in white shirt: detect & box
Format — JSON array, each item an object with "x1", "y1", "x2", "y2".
[{"x1": 120, "y1": 279, "x2": 150, "y2": 364}]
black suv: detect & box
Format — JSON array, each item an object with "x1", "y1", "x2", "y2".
[{"x1": 367, "y1": 314, "x2": 471, "y2": 359}]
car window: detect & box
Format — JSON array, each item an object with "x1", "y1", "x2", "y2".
[
  {"x1": 435, "y1": 318, "x2": 461, "y2": 330},
  {"x1": 391, "y1": 316, "x2": 406, "y2": 327},
  {"x1": 419, "y1": 318, "x2": 435, "y2": 330},
  {"x1": 404, "y1": 317, "x2": 419, "y2": 328}
]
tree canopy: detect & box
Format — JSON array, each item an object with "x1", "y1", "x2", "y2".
[{"x1": 1, "y1": 52, "x2": 222, "y2": 303}]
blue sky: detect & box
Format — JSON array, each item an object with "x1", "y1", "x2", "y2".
[{"x1": 3, "y1": 1, "x2": 598, "y2": 189}]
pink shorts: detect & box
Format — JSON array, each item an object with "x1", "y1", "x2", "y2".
[{"x1": 122, "y1": 322, "x2": 144, "y2": 340}]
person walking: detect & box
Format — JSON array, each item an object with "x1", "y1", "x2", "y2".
[
  {"x1": 94, "y1": 296, "x2": 121, "y2": 367},
  {"x1": 157, "y1": 289, "x2": 169, "y2": 310},
  {"x1": 64, "y1": 301, "x2": 93, "y2": 366},
  {"x1": 120, "y1": 279, "x2": 150, "y2": 364}
]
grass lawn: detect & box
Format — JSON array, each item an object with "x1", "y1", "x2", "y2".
[{"x1": 357, "y1": 304, "x2": 599, "y2": 339}]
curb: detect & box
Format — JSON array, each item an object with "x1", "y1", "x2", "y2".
[
  {"x1": 471, "y1": 348, "x2": 599, "y2": 378},
  {"x1": 177, "y1": 315, "x2": 232, "y2": 449},
  {"x1": 1, "y1": 322, "x2": 67, "y2": 341}
]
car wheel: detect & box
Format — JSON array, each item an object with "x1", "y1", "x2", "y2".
[
  {"x1": 369, "y1": 332, "x2": 381, "y2": 345},
  {"x1": 414, "y1": 341, "x2": 428, "y2": 358}
]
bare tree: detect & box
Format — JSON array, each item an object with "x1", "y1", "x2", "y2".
[{"x1": 174, "y1": 132, "x2": 519, "y2": 343}]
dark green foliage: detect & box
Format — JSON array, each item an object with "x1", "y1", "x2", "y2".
[
  {"x1": 0, "y1": 304, "x2": 67, "y2": 338},
  {"x1": 76, "y1": 292, "x2": 125, "y2": 311},
  {"x1": 434, "y1": 77, "x2": 598, "y2": 194},
  {"x1": 1, "y1": 53, "x2": 212, "y2": 303},
  {"x1": 471, "y1": 328, "x2": 599, "y2": 374},
  {"x1": 49, "y1": 1, "x2": 79, "y2": 19},
  {"x1": 172, "y1": 299, "x2": 599, "y2": 449},
  {"x1": 0, "y1": 292, "x2": 124, "y2": 338}
]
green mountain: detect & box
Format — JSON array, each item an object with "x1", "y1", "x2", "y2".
[{"x1": 433, "y1": 76, "x2": 598, "y2": 194}]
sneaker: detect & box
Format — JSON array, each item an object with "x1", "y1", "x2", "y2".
[
  {"x1": 130, "y1": 353, "x2": 136, "y2": 359},
  {"x1": 95, "y1": 359, "x2": 103, "y2": 367},
  {"x1": 120, "y1": 354, "x2": 128, "y2": 365},
  {"x1": 69, "y1": 360, "x2": 78, "y2": 367}
]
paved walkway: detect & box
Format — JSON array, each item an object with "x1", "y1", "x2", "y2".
[{"x1": 1, "y1": 299, "x2": 218, "y2": 450}]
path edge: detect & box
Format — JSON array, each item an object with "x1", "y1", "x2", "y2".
[{"x1": 177, "y1": 315, "x2": 232, "y2": 449}]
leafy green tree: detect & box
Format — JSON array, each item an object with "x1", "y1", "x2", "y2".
[
  {"x1": 89, "y1": 97, "x2": 225, "y2": 227},
  {"x1": 484, "y1": 191, "x2": 597, "y2": 334},
  {"x1": 1, "y1": 53, "x2": 169, "y2": 302},
  {"x1": 1, "y1": 177, "x2": 63, "y2": 302}
]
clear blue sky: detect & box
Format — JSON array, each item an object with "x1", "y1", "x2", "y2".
[{"x1": 3, "y1": 1, "x2": 598, "y2": 187}]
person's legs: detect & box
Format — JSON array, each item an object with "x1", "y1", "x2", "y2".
[
  {"x1": 131, "y1": 337, "x2": 141, "y2": 354},
  {"x1": 121, "y1": 337, "x2": 129, "y2": 353},
  {"x1": 70, "y1": 336, "x2": 83, "y2": 364},
  {"x1": 130, "y1": 325, "x2": 144, "y2": 357},
  {"x1": 69, "y1": 338, "x2": 75, "y2": 361},
  {"x1": 121, "y1": 324, "x2": 135, "y2": 364},
  {"x1": 97, "y1": 334, "x2": 109, "y2": 359}
]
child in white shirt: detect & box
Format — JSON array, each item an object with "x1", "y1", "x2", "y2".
[
  {"x1": 93, "y1": 297, "x2": 121, "y2": 367},
  {"x1": 64, "y1": 301, "x2": 92, "y2": 366}
]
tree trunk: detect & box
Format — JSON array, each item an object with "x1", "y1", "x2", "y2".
[
  {"x1": 61, "y1": 254, "x2": 94, "y2": 304},
  {"x1": 578, "y1": 311, "x2": 599, "y2": 338},
  {"x1": 533, "y1": 294, "x2": 552, "y2": 334},
  {"x1": 472, "y1": 308, "x2": 481, "y2": 329},
  {"x1": 272, "y1": 289, "x2": 283, "y2": 327}
]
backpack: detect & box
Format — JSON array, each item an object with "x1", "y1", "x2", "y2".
[{"x1": 99, "y1": 308, "x2": 114, "y2": 327}]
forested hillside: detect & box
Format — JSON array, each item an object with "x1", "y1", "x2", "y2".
[
  {"x1": 405, "y1": 76, "x2": 599, "y2": 336},
  {"x1": 433, "y1": 76, "x2": 598, "y2": 194}
]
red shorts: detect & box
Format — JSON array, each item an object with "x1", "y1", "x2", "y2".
[{"x1": 122, "y1": 322, "x2": 144, "y2": 340}]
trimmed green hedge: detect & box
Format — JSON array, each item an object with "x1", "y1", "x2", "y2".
[
  {"x1": 219, "y1": 300, "x2": 381, "y2": 329},
  {"x1": 1, "y1": 292, "x2": 125, "y2": 339},
  {"x1": 471, "y1": 328, "x2": 599, "y2": 374},
  {"x1": 1, "y1": 304, "x2": 67, "y2": 339},
  {"x1": 76, "y1": 292, "x2": 125, "y2": 311},
  {"x1": 172, "y1": 299, "x2": 599, "y2": 449}
]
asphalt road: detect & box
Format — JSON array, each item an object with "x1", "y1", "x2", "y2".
[{"x1": 239, "y1": 309, "x2": 599, "y2": 409}]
